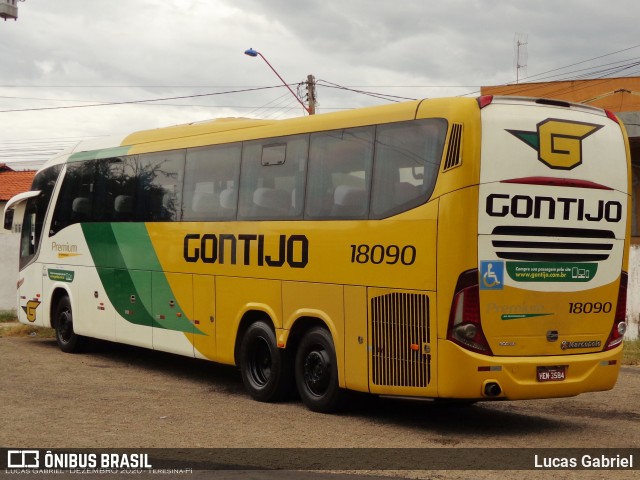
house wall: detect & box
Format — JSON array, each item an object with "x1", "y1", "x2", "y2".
[
  {"x1": 0, "y1": 232, "x2": 18, "y2": 311},
  {"x1": 628, "y1": 245, "x2": 640, "y2": 340}
]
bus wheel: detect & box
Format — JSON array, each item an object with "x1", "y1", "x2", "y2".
[
  {"x1": 239, "y1": 321, "x2": 291, "y2": 402},
  {"x1": 54, "y1": 295, "x2": 85, "y2": 353},
  {"x1": 295, "y1": 327, "x2": 344, "y2": 413}
]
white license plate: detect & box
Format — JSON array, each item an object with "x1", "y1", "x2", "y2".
[{"x1": 537, "y1": 366, "x2": 567, "y2": 382}]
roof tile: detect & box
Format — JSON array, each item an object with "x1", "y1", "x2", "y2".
[{"x1": 0, "y1": 171, "x2": 36, "y2": 201}]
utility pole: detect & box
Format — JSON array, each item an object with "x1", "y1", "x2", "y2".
[{"x1": 306, "y1": 75, "x2": 317, "y2": 115}]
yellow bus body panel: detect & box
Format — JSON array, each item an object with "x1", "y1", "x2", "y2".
[{"x1": 437, "y1": 340, "x2": 622, "y2": 399}]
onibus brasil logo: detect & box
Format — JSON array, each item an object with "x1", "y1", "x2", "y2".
[{"x1": 507, "y1": 118, "x2": 603, "y2": 170}]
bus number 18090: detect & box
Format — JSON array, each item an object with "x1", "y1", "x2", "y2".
[{"x1": 350, "y1": 244, "x2": 416, "y2": 265}]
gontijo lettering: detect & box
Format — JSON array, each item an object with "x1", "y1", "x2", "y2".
[
  {"x1": 183, "y1": 233, "x2": 309, "y2": 268},
  {"x1": 486, "y1": 194, "x2": 622, "y2": 223}
]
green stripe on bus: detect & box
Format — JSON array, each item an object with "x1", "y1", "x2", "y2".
[
  {"x1": 82, "y1": 223, "x2": 204, "y2": 335},
  {"x1": 68, "y1": 146, "x2": 132, "y2": 163},
  {"x1": 112, "y1": 223, "x2": 203, "y2": 334},
  {"x1": 82, "y1": 223, "x2": 155, "y2": 328}
]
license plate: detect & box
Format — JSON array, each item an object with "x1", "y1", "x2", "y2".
[{"x1": 537, "y1": 366, "x2": 567, "y2": 382}]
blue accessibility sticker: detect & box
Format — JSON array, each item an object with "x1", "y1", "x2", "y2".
[{"x1": 480, "y1": 261, "x2": 505, "y2": 290}]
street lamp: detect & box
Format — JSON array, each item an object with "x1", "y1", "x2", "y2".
[{"x1": 244, "y1": 48, "x2": 312, "y2": 115}]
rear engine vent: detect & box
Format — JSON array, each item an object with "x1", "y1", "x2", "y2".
[
  {"x1": 371, "y1": 292, "x2": 430, "y2": 387},
  {"x1": 443, "y1": 123, "x2": 463, "y2": 171},
  {"x1": 491, "y1": 226, "x2": 614, "y2": 262}
]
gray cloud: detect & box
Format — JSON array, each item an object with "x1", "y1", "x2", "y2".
[{"x1": 1, "y1": 0, "x2": 639, "y2": 168}]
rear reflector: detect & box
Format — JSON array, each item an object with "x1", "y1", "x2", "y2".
[{"x1": 478, "y1": 366, "x2": 502, "y2": 372}]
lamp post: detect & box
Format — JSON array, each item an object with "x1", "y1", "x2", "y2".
[{"x1": 244, "y1": 48, "x2": 312, "y2": 115}]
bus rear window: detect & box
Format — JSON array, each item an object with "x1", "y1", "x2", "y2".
[{"x1": 370, "y1": 118, "x2": 447, "y2": 219}]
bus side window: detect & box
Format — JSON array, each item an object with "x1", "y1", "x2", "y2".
[
  {"x1": 306, "y1": 127, "x2": 374, "y2": 220},
  {"x1": 238, "y1": 135, "x2": 308, "y2": 220},
  {"x1": 90, "y1": 157, "x2": 133, "y2": 222},
  {"x1": 370, "y1": 119, "x2": 448, "y2": 219},
  {"x1": 19, "y1": 165, "x2": 61, "y2": 269},
  {"x1": 136, "y1": 150, "x2": 185, "y2": 222},
  {"x1": 50, "y1": 162, "x2": 96, "y2": 235},
  {"x1": 183, "y1": 143, "x2": 241, "y2": 221}
]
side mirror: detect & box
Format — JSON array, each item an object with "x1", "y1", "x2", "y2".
[{"x1": 3, "y1": 190, "x2": 41, "y2": 233}]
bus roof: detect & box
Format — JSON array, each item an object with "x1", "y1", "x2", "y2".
[{"x1": 39, "y1": 96, "x2": 553, "y2": 169}]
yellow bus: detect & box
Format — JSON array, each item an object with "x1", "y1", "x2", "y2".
[{"x1": 4, "y1": 95, "x2": 630, "y2": 412}]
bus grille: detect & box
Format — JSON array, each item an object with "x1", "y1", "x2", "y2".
[
  {"x1": 371, "y1": 292, "x2": 430, "y2": 387},
  {"x1": 491, "y1": 226, "x2": 614, "y2": 262}
]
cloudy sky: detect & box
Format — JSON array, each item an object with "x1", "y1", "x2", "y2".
[{"x1": 1, "y1": 0, "x2": 639, "y2": 169}]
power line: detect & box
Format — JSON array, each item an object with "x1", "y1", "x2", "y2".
[
  {"x1": 521, "y1": 43, "x2": 640, "y2": 83},
  {"x1": 0, "y1": 85, "x2": 286, "y2": 113},
  {"x1": 316, "y1": 80, "x2": 417, "y2": 103},
  {"x1": 457, "y1": 45, "x2": 640, "y2": 97}
]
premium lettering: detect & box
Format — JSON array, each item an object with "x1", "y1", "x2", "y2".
[
  {"x1": 183, "y1": 233, "x2": 309, "y2": 268},
  {"x1": 51, "y1": 241, "x2": 78, "y2": 253},
  {"x1": 486, "y1": 194, "x2": 622, "y2": 223}
]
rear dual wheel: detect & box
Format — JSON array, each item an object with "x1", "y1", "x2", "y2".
[
  {"x1": 295, "y1": 327, "x2": 344, "y2": 413},
  {"x1": 239, "y1": 321, "x2": 292, "y2": 402},
  {"x1": 239, "y1": 322, "x2": 344, "y2": 413}
]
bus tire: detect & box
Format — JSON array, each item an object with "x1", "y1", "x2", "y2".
[
  {"x1": 239, "y1": 321, "x2": 291, "y2": 403},
  {"x1": 54, "y1": 295, "x2": 85, "y2": 353},
  {"x1": 295, "y1": 327, "x2": 344, "y2": 413}
]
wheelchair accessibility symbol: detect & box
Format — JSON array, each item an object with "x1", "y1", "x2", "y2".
[{"x1": 480, "y1": 261, "x2": 504, "y2": 290}]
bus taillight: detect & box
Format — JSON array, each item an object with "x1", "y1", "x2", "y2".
[
  {"x1": 605, "y1": 109, "x2": 620, "y2": 125},
  {"x1": 477, "y1": 95, "x2": 493, "y2": 109},
  {"x1": 604, "y1": 272, "x2": 628, "y2": 351},
  {"x1": 447, "y1": 270, "x2": 493, "y2": 355}
]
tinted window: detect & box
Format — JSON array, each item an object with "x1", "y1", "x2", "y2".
[
  {"x1": 93, "y1": 157, "x2": 137, "y2": 222},
  {"x1": 371, "y1": 119, "x2": 447, "y2": 219},
  {"x1": 238, "y1": 135, "x2": 308, "y2": 220},
  {"x1": 50, "y1": 161, "x2": 97, "y2": 235},
  {"x1": 305, "y1": 127, "x2": 374, "y2": 219},
  {"x1": 51, "y1": 150, "x2": 185, "y2": 232},
  {"x1": 183, "y1": 144, "x2": 241, "y2": 221},
  {"x1": 137, "y1": 150, "x2": 185, "y2": 221},
  {"x1": 20, "y1": 165, "x2": 61, "y2": 268}
]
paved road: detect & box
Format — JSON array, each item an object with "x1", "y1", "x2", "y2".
[{"x1": 1, "y1": 337, "x2": 638, "y2": 479}]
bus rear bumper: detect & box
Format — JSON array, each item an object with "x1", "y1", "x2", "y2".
[{"x1": 436, "y1": 340, "x2": 623, "y2": 400}]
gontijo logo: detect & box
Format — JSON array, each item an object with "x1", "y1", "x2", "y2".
[{"x1": 507, "y1": 119, "x2": 603, "y2": 170}]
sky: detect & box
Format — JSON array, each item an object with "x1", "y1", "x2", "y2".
[{"x1": 1, "y1": 0, "x2": 639, "y2": 170}]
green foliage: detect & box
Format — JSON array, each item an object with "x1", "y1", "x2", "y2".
[
  {"x1": 0, "y1": 310, "x2": 17, "y2": 322},
  {"x1": 623, "y1": 340, "x2": 640, "y2": 365}
]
